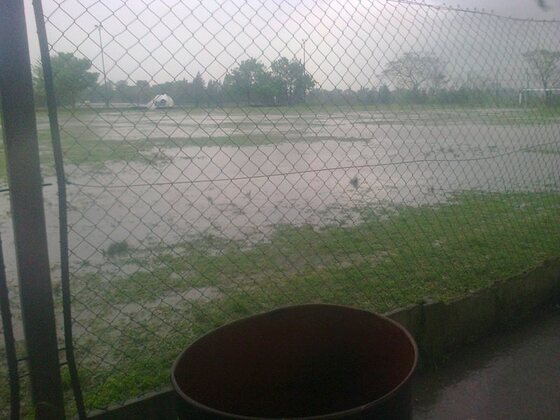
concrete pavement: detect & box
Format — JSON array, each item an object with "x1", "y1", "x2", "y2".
[{"x1": 413, "y1": 308, "x2": 560, "y2": 420}]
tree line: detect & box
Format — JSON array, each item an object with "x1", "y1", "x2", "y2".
[
  {"x1": 33, "y1": 49, "x2": 560, "y2": 108},
  {"x1": 33, "y1": 54, "x2": 315, "y2": 107}
]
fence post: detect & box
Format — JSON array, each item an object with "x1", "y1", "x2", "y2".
[{"x1": 0, "y1": 0, "x2": 66, "y2": 418}]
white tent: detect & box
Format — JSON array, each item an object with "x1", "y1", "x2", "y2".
[{"x1": 147, "y1": 94, "x2": 174, "y2": 109}]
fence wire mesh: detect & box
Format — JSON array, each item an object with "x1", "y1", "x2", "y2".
[{"x1": 1, "y1": 0, "x2": 560, "y2": 415}]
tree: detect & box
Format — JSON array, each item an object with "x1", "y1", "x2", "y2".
[
  {"x1": 224, "y1": 58, "x2": 269, "y2": 105},
  {"x1": 382, "y1": 52, "x2": 446, "y2": 100},
  {"x1": 523, "y1": 49, "x2": 560, "y2": 104},
  {"x1": 271, "y1": 57, "x2": 315, "y2": 105},
  {"x1": 206, "y1": 80, "x2": 223, "y2": 106},
  {"x1": 34, "y1": 52, "x2": 98, "y2": 107},
  {"x1": 192, "y1": 72, "x2": 206, "y2": 107},
  {"x1": 135, "y1": 80, "x2": 152, "y2": 104},
  {"x1": 270, "y1": 57, "x2": 292, "y2": 104},
  {"x1": 378, "y1": 84, "x2": 391, "y2": 104},
  {"x1": 113, "y1": 79, "x2": 129, "y2": 102},
  {"x1": 356, "y1": 87, "x2": 377, "y2": 105}
]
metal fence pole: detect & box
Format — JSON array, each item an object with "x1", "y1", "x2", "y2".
[
  {"x1": 31, "y1": 0, "x2": 87, "y2": 416},
  {"x1": 0, "y1": 233, "x2": 20, "y2": 420},
  {"x1": 0, "y1": 0, "x2": 66, "y2": 418}
]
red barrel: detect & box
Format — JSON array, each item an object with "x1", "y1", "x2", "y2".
[{"x1": 172, "y1": 304, "x2": 417, "y2": 419}]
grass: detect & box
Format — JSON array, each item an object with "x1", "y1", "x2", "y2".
[
  {"x1": 64, "y1": 190, "x2": 560, "y2": 411},
  {"x1": 0, "y1": 128, "x2": 162, "y2": 184},
  {"x1": 1, "y1": 190, "x2": 559, "y2": 416}
]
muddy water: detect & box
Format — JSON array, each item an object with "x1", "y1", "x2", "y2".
[{"x1": 1, "y1": 111, "x2": 560, "y2": 291}]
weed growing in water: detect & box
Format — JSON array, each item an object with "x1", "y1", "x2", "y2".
[{"x1": 105, "y1": 241, "x2": 129, "y2": 259}]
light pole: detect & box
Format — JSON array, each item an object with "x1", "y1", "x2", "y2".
[
  {"x1": 95, "y1": 23, "x2": 109, "y2": 108},
  {"x1": 302, "y1": 38, "x2": 307, "y2": 103},
  {"x1": 302, "y1": 39, "x2": 306, "y2": 72}
]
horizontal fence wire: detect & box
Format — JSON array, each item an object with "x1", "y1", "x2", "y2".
[{"x1": 1, "y1": 0, "x2": 559, "y2": 416}]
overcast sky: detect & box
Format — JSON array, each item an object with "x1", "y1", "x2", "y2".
[{"x1": 24, "y1": 0, "x2": 560, "y2": 90}]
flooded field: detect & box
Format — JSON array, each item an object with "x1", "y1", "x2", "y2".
[
  {"x1": 1, "y1": 106, "x2": 560, "y2": 410},
  {"x1": 2, "y1": 107, "x2": 560, "y2": 286}
]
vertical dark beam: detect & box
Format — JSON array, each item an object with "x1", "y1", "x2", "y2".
[
  {"x1": 0, "y1": 234, "x2": 20, "y2": 420},
  {"x1": 32, "y1": 0, "x2": 87, "y2": 417},
  {"x1": 0, "y1": 0, "x2": 65, "y2": 419}
]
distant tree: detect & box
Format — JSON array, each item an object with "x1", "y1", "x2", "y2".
[
  {"x1": 192, "y1": 72, "x2": 206, "y2": 107},
  {"x1": 271, "y1": 57, "x2": 315, "y2": 105},
  {"x1": 378, "y1": 84, "x2": 392, "y2": 104},
  {"x1": 135, "y1": 80, "x2": 152, "y2": 103},
  {"x1": 270, "y1": 57, "x2": 293, "y2": 104},
  {"x1": 33, "y1": 52, "x2": 98, "y2": 107},
  {"x1": 206, "y1": 80, "x2": 223, "y2": 106},
  {"x1": 224, "y1": 58, "x2": 269, "y2": 105},
  {"x1": 382, "y1": 52, "x2": 446, "y2": 100},
  {"x1": 523, "y1": 49, "x2": 560, "y2": 104},
  {"x1": 254, "y1": 71, "x2": 282, "y2": 105},
  {"x1": 356, "y1": 87, "x2": 377, "y2": 105},
  {"x1": 113, "y1": 79, "x2": 131, "y2": 103}
]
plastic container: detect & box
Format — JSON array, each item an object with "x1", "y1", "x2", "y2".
[{"x1": 172, "y1": 304, "x2": 417, "y2": 419}]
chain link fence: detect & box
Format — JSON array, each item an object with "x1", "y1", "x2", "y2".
[{"x1": 2, "y1": 0, "x2": 560, "y2": 416}]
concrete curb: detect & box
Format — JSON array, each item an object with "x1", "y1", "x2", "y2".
[{"x1": 385, "y1": 258, "x2": 560, "y2": 362}]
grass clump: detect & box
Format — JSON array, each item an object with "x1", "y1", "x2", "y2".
[{"x1": 105, "y1": 241, "x2": 129, "y2": 259}]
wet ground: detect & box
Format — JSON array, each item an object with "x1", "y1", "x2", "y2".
[
  {"x1": 413, "y1": 308, "x2": 560, "y2": 420},
  {"x1": 3, "y1": 108, "x2": 559, "y2": 275},
  {"x1": 0, "y1": 108, "x2": 559, "y2": 342}
]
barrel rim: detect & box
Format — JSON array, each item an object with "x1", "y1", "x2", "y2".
[{"x1": 171, "y1": 303, "x2": 418, "y2": 420}]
